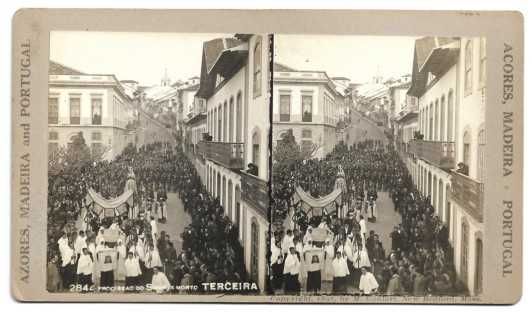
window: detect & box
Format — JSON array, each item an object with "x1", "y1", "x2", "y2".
[
  {"x1": 252, "y1": 131, "x2": 260, "y2": 175},
  {"x1": 447, "y1": 90, "x2": 454, "y2": 141},
  {"x1": 228, "y1": 180, "x2": 233, "y2": 221},
  {"x1": 302, "y1": 129, "x2": 312, "y2": 139},
  {"x1": 69, "y1": 96, "x2": 81, "y2": 124},
  {"x1": 48, "y1": 97, "x2": 59, "y2": 124},
  {"x1": 475, "y1": 238, "x2": 483, "y2": 294},
  {"x1": 465, "y1": 40, "x2": 473, "y2": 96},
  {"x1": 235, "y1": 186, "x2": 241, "y2": 238},
  {"x1": 302, "y1": 94, "x2": 313, "y2": 122},
  {"x1": 253, "y1": 38, "x2": 262, "y2": 97},
  {"x1": 479, "y1": 38, "x2": 487, "y2": 87},
  {"x1": 440, "y1": 95, "x2": 446, "y2": 141},
  {"x1": 229, "y1": 97, "x2": 234, "y2": 142},
  {"x1": 217, "y1": 106, "x2": 222, "y2": 141},
  {"x1": 477, "y1": 128, "x2": 486, "y2": 183},
  {"x1": 91, "y1": 132, "x2": 102, "y2": 141},
  {"x1": 222, "y1": 177, "x2": 226, "y2": 211},
  {"x1": 429, "y1": 103, "x2": 434, "y2": 140},
  {"x1": 49, "y1": 131, "x2": 58, "y2": 141},
  {"x1": 461, "y1": 220, "x2": 469, "y2": 283},
  {"x1": 463, "y1": 131, "x2": 471, "y2": 172},
  {"x1": 91, "y1": 96, "x2": 102, "y2": 125},
  {"x1": 279, "y1": 94, "x2": 291, "y2": 122},
  {"x1": 434, "y1": 99, "x2": 439, "y2": 141},
  {"x1": 250, "y1": 219, "x2": 259, "y2": 283},
  {"x1": 236, "y1": 93, "x2": 242, "y2": 142},
  {"x1": 223, "y1": 101, "x2": 227, "y2": 142}
]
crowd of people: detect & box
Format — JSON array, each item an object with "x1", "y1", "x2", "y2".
[
  {"x1": 47, "y1": 135, "x2": 252, "y2": 294},
  {"x1": 271, "y1": 139, "x2": 467, "y2": 296}
]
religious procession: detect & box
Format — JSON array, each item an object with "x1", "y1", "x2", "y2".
[
  {"x1": 47, "y1": 137, "x2": 251, "y2": 294},
  {"x1": 271, "y1": 137, "x2": 465, "y2": 296}
]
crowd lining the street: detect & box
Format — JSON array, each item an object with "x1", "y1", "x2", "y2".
[
  {"x1": 271, "y1": 139, "x2": 467, "y2": 296},
  {"x1": 47, "y1": 136, "x2": 251, "y2": 294}
]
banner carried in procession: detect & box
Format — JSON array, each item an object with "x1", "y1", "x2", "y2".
[
  {"x1": 85, "y1": 188, "x2": 134, "y2": 218},
  {"x1": 294, "y1": 186, "x2": 342, "y2": 216}
]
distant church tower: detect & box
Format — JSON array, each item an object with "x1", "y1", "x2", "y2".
[{"x1": 161, "y1": 68, "x2": 171, "y2": 86}]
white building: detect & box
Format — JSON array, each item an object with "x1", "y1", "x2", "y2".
[
  {"x1": 273, "y1": 63, "x2": 344, "y2": 159},
  {"x1": 196, "y1": 35, "x2": 270, "y2": 291},
  {"x1": 48, "y1": 61, "x2": 136, "y2": 160},
  {"x1": 407, "y1": 36, "x2": 486, "y2": 295}
]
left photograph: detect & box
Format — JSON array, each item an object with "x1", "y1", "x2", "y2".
[{"x1": 47, "y1": 32, "x2": 271, "y2": 295}]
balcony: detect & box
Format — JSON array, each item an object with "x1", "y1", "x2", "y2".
[
  {"x1": 449, "y1": 170, "x2": 484, "y2": 222},
  {"x1": 410, "y1": 140, "x2": 455, "y2": 169},
  {"x1": 199, "y1": 141, "x2": 244, "y2": 170},
  {"x1": 240, "y1": 171, "x2": 269, "y2": 218}
]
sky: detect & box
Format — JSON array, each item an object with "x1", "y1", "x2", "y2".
[
  {"x1": 50, "y1": 32, "x2": 417, "y2": 87},
  {"x1": 50, "y1": 31, "x2": 230, "y2": 86},
  {"x1": 274, "y1": 35, "x2": 417, "y2": 84}
]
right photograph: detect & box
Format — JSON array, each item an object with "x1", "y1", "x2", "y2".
[{"x1": 270, "y1": 35, "x2": 486, "y2": 297}]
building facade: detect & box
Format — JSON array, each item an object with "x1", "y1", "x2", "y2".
[
  {"x1": 196, "y1": 35, "x2": 270, "y2": 291},
  {"x1": 48, "y1": 61, "x2": 137, "y2": 160},
  {"x1": 273, "y1": 63, "x2": 344, "y2": 159},
  {"x1": 407, "y1": 36, "x2": 486, "y2": 295}
]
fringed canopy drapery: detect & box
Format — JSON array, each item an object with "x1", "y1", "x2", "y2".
[
  {"x1": 294, "y1": 186, "x2": 342, "y2": 216},
  {"x1": 85, "y1": 188, "x2": 134, "y2": 218}
]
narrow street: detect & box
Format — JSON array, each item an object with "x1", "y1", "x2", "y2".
[
  {"x1": 157, "y1": 192, "x2": 191, "y2": 254},
  {"x1": 366, "y1": 191, "x2": 402, "y2": 252}
]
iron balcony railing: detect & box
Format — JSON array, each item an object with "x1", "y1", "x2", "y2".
[
  {"x1": 449, "y1": 170, "x2": 484, "y2": 222},
  {"x1": 410, "y1": 140, "x2": 455, "y2": 169},
  {"x1": 240, "y1": 171, "x2": 269, "y2": 218},
  {"x1": 199, "y1": 141, "x2": 244, "y2": 170}
]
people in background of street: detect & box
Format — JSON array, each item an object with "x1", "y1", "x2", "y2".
[{"x1": 272, "y1": 139, "x2": 460, "y2": 296}]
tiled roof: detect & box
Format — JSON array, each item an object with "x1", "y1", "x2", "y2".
[{"x1": 49, "y1": 60, "x2": 85, "y2": 75}]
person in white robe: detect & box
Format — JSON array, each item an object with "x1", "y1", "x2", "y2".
[
  {"x1": 144, "y1": 244, "x2": 162, "y2": 283},
  {"x1": 331, "y1": 251, "x2": 349, "y2": 293},
  {"x1": 150, "y1": 217, "x2": 158, "y2": 239},
  {"x1": 60, "y1": 242, "x2": 76, "y2": 289},
  {"x1": 270, "y1": 240, "x2": 284, "y2": 290},
  {"x1": 76, "y1": 248, "x2": 93, "y2": 289},
  {"x1": 151, "y1": 267, "x2": 171, "y2": 293},
  {"x1": 95, "y1": 228, "x2": 105, "y2": 246},
  {"x1": 359, "y1": 267, "x2": 379, "y2": 295},
  {"x1": 295, "y1": 239, "x2": 306, "y2": 287},
  {"x1": 281, "y1": 230, "x2": 294, "y2": 257},
  {"x1": 323, "y1": 240, "x2": 335, "y2": 281},
  {"x1": 57, "y1": 233, "x2": 69, "y2": 257},
  {"x1": 352, "y1": 244, "x2": 372, "y2": 289},
  {"x1": 74, "y1": 231, "x2": 87, "y2": 258},
  {"x1": 283, "y1": 247, "x2": 301, "y2": 293},
  {"x1": 116, "y1": 239, "x2": 127, "y2": 282},
  {"x1": 124, "y1": 252, "x2": 142, "y2": 291},
  {"x1": 359, "y1": 216, "x2": 367, "y2": 240}
]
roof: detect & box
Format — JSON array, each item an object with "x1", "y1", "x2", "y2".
[
  {"x1": 197, "y1": 37, "x2": 246, "y2": 98},
  {"x1": 203, "y1": 38, "x2": 242, "y2": 74},
  {"x1": 408, "y1": 37, "x2": 459, "y2": 97},
  {"x1": 49, "y1": 60, "x2": 86, "y2": 75},
  {"x1": 273, "y1": 62, "x2": 296, "y2": 72}
]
